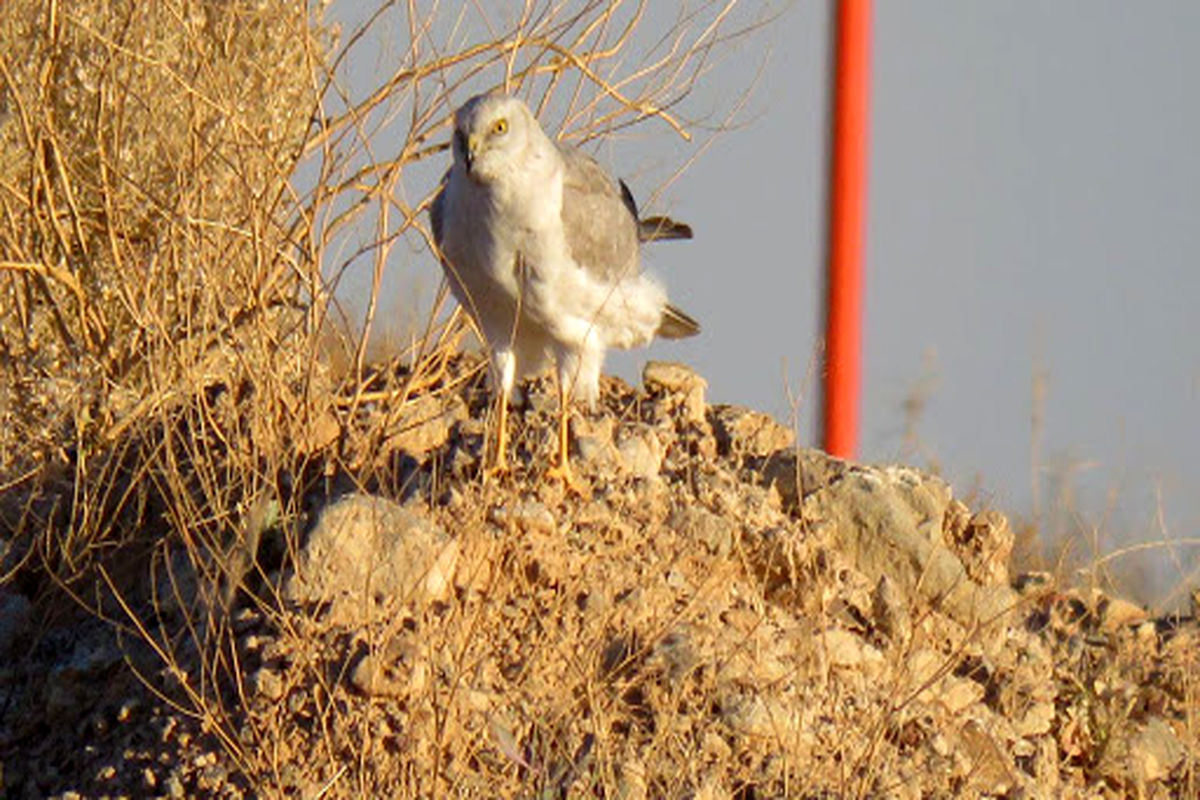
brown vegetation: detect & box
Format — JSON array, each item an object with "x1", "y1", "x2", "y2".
[{"x1": 1, "y1": 2, "x2": 1196, "y2": 798}]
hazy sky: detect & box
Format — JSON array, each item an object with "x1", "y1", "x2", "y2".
[
  {"x1": 329, "y1": 2, "x2": 1200, "y2": 606},
  {"x1": 864, "y1": 3, "x2": 1200, "y2": 603},
  {"x1": 627, "y1": 2, "x2": 1200, "y2": 606}
]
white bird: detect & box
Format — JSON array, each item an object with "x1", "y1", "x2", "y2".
[{"x1": 430, "y1": 93, "x2": 698, "y2": 485}]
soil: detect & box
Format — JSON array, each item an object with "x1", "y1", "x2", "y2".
[{"x1": 1, "y1": 356, "x2": 1196, "y2": 798}]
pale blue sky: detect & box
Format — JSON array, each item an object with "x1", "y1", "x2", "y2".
[{"x1": 325, "y1": 2, "x2": 1200, "y2": 606}]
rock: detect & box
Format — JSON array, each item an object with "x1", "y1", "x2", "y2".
[
  {"x1": 642, "y1": 361, "x2": 707, "y2": 426},
  {"x1": 872, "y1": 575, "x2": 911, "y2": 644},
  {"x1": 383, "y1": 393, "x2": 467, "y2": 458},
  {"x1": 44, "y1": 629, "x2": 123, "y2": 718},
  {"x1": 298, "y1": 407, "x2": 341, "y2": 455},
  {"x1": 1099, "y1": 595, "x2": 1149, "y2": 632},
  {"x1": 718, "y1": 693, "x2": 803, "y2": 742},
  {"x1": 957, "y1": 720, "x2": 1019, "y2": 795},
  {"x1": 641, "y1": 360, "x2": 703, "y2": 394},
  {"x1": 760, "y1": 448, "x2": 848, "y2": 512},
  {"x1": 820, "y1": 628, "x2": 883, "y2": 671},
  {"x1": 668, "y1": 506, "x2": 736, "y2": 557},
  {"x1": 518, "y1": 377, "x2": 557, "y2": 414},
  {"x1": 284, "y1": 494, "x2": 458, "y2": 623},
  {"x1": 349, "y1": 652, "x2": 406, "y2": 698},
  {"x1": 1126, "y1": 717, "x2": 1185, "y2": 785},
  {"x1": 797, "y1": 463, "x2": 1017, "y2": 629},
  {"x1": 0, "y1": 589, "x2": 32, "y2": 657},
  {"x1": 489, "y1": 499, "x2": 556, "y2": 536},
  {"x1": 943, "y1": 505, "x2": 1014, "y2": 586},
  {"x1": 1014, "y1": 701, "x2": 1056, "y2": 737},
  {"x1": 572, "y1": 415, "x2": 618, "y2": 469},
  {"x1": 906, "y1": 650, "x2": 951, "y2": 702},
  {"x1": 250, "y1": 667, "x2": 284, "y2": 701},
  {"x1": 652, "y1": 629, "x2": 697, "y2": 682},
  {"x1": 10, "y1": 347, "x2": 1200, "y2": 798},
  {"x1": 615, "y1": 424, "x2": 664, "y2": 479},
  {"x1": 152, "y1": 546, "x2": 200, "y2": 620},
  {"x1": 165, "y1": 773, "x2": 186, "y2": 798},
  {"x1": 349, "y1": 653, "x2": 380, "y2": 695},
  {"x1": 709, "y1": 404, "x2": 794, "y2": 459},
  {"x1": 938, "y1": 675, "x2": 985, "y2": 713}
]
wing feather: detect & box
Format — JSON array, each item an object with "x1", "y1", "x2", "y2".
[
  {"x1": 618, "y1": 178, "x2": 693, "y2": 242},
  {"x1": 558, "y1": 148, "x2": 639, "y2": 284},
  {"x1": 429, "y1": 169, "x2": 449, "y2": 248}
]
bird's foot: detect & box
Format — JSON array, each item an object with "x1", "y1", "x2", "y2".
[
  {"x1": 545, "y1": 460, "x2": 591, "y2": 499},
  {"x1": 483, "y1": 450, "x2": 512, "y2": 483},
  {"x1": 484, "y1": 463, "x2": 512, "y2": 483}
]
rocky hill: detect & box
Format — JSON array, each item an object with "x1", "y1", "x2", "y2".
[{"x1": 1, "y1": 357, "x2": 1196, "y2": 798}]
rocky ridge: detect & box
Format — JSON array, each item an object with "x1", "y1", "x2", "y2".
[{"x1": 0, "y1": 357, "x2": 1196, "y2": 797}]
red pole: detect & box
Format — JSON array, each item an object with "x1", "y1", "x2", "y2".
[{"x1": 822, "y1": 0, "x2": 871, "y2": 459}]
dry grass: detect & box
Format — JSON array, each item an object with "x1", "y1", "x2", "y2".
[
  {"x1": 1, "y1": 0, "x2": 326, "y2": 580},
  {"x1": 896, "y1": 343, "x2": 1200, "y2": 615},
  {"x1": 0, "y1": 0, "x2": 762, "y2": 578},
  {"x1": 0, "y1": 0, "x2": 762, "y2": 571},
  {"x1": 0, "y1": 0, "x2": 765, "y2": 793},
  {"x1": 7, "y1": 3, "x2": 1192, "y2": 797}
]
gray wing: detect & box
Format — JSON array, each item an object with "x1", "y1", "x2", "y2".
[
  {"x1": 558, "y1": 147, "x2": 640, "y2": 283},
  {"x1": 429, "y1": 169, "x2": 449, "y2": 248},
  {"x1": 428, "y1": 169, "x2": 474, "y2": 310}
]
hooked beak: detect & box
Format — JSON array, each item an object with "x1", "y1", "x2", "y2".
[{"x1": 455, "y1": 129, "x2": 478, "y2": 174}]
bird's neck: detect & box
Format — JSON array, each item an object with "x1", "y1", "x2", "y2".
[{"x1": 494, "y1": 140, "x2": 562, "y2": 229}]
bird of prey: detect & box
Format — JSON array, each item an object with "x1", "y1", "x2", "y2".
[{"x1": 430, "y1": 93, "x2": 699, "y2": 485}]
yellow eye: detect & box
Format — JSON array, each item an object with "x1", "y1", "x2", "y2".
[{"x1": 491, "y1": 118, "x2": 508, "y2": 135}]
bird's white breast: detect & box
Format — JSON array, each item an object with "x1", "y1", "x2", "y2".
[{"x1": 441, "y1": 157, "x2": 570, "y2": 321}]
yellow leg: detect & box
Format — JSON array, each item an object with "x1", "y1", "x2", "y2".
[
  {"x1": 556, "y1": 379, "x2": 570, "y2": 472},
  {"x1": 545, "y1": 376, "x2": 588, "y2": 495},
  {"x1": 488, "y1": 390, "x2": 510, "y2": 478}
]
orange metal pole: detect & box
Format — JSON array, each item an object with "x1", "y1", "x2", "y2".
[{"x1": 822, "y1": 0, "x2": 871, "y2": 459}]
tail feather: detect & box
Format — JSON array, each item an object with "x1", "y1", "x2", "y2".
[
  {"x1": 620, "y1": 179, "x2": 695, "y2": 242},
  {"x1": 638, "y1": 216, "x2": 694, "y2": 243},
  {"x1": 657, "y1": 304, "x2": 701, "y2": 339}
]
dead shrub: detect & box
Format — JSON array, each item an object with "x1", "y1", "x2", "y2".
[{"x1": 0, "y1": 0, "x2": 760, "y2": 792}]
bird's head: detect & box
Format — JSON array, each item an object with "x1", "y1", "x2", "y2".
[{"x1": 452, "y1": 94, "x2": 540, "y2": 184}]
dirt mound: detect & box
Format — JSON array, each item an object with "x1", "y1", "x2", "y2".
[{"x1": 1, "y1": 358, "x2": 1197, "y2": 797}]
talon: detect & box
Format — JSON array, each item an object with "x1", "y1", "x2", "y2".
[
  {"x1": 546, "y1": 460, "x2": 590, "y2": 498},
  {"x1": 485, "y1": 457, "x2": 511, "y2": 482}
]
